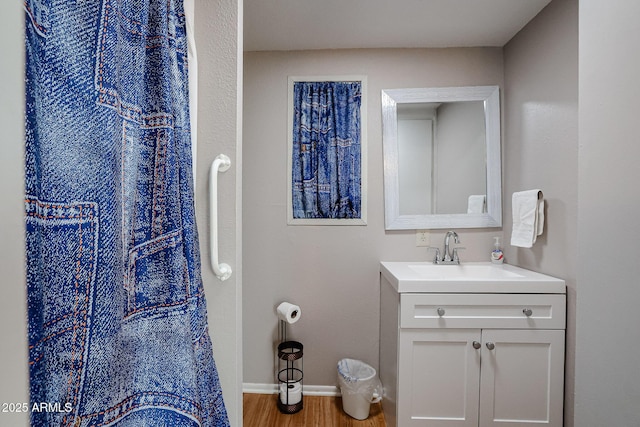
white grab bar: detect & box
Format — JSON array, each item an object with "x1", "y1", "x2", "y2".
[{"x1": 209, "y1": 154, "x2": 232, "y2": 281}]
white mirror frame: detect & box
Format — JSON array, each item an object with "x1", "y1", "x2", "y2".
[{"x1": 382, "y1": 85, "x2": 502, "y2": 230}]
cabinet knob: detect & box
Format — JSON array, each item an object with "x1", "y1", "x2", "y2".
[
  {"x1": 437, "y1": 307, "x2": 445, "y2": 317},
  {"x1": 523, "y1": 308, "x2": 533, "y2": 317},
  {"x1": 486, "y1": 342, "x2": 495, "y2": 350},
  {"x1": 472, "y1": 341, "x2": 481, "y2": 349}
]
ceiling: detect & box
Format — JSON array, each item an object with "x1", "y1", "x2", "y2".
[{"x1": 244, "y1": 0, "x2": 552, "y2": 52}]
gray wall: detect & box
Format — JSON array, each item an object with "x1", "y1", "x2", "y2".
[
  {"x1": 243, "y1": 48, "x2": 505, "y2": 386},
  {"x1": 194, "y1": 0, "x2": 243, "y2": 424},
  {"x1": 503, "y1": 0, "x2": 578, "y2": 425},
  {"x1": 0, "y1": 1, "x2": 30, "y2": 426},
  {"x1": 575, "y1": 1, "x2": 640, "y2": 426}
]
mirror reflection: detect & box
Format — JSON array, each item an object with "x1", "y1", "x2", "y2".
[
  {"x1": 397, "y1": 101, "x2": 487, "y2": 215},
  {"x1": 382, "y1": 85, "x2": 502, "y2": 230}
]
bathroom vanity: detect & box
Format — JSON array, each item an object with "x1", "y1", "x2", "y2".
[{"x1": 379, "y1": 262, "x2": 566, "y2": 427}]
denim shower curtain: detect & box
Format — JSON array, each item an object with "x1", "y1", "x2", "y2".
[
  {"x1": 292, "y1": 81, "x2": 362, "y2": 219},
  {"x1": 25, "y1": 1, "x2": 229, "y2": 426}
]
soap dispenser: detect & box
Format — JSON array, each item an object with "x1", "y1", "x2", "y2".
[{"x1": 491, "y1": 237, "x2": 504, "y2": 264}]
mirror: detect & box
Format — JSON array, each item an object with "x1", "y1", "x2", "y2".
[{"x1": 382, "y1": 85, "x2": 502, "y2": 230}]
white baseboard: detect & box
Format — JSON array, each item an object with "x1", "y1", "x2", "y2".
[{"x1": 243, "y1": 383, "x2": 340, "y2": 396}]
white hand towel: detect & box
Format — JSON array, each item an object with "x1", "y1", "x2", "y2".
[
  {"x1": 467, "y1": 195, "x2": 486, "y2": 214},
  {"x1": 511, "y1": 190, "x2": 544, "y2": 248}
]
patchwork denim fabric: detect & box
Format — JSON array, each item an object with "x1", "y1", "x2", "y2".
[
  {"x1": 25, "y1": 1, "x2": 229, "y2": 426},
  {"x1": 291, "y1": 81, "x2": 362, "y2": 219}
]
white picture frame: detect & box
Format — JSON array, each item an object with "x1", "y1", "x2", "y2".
[{"x1": 287, "y1": 75, "x2": 368, "y2": 226}]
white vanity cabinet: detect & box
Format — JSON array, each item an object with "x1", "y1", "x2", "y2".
[{"x1": 379, "y1": 270, "x2": 566, "y2": 427}]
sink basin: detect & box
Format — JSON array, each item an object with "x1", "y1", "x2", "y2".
[
  {"x1": 380, "y1": 261, "x2": 565, "y2": 293},
  {"x1": 407, "y1": 263, "x2": 526, "y2": 280}
]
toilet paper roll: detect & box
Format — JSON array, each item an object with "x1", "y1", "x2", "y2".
[
  {"x1": 277, "y1": 302, "x2": 301, "y2": 324},
  {"x1": 279, "y1": 382, "x2": 302, "y2": 405}
]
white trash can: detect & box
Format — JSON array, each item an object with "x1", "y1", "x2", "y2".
[{"x1": 337, "y1": 358, "x2": 382, "y2": 420}]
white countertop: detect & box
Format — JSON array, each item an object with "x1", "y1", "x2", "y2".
[{"x1": 380, "y1": 261, "x2": 566, "y2": 294}]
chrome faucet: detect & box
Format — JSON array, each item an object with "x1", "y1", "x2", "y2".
[
  {"x1": 430, "y1": 230, "x2": 463, "y2": 264},
  {"x1": 443, "y1": 230, "x2": 459, "y2": 262}
]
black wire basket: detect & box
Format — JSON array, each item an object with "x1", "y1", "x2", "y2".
[{"x1": 277, "y1": 340, "x2": 303, "y2": 414}]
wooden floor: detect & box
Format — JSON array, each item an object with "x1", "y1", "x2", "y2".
[{"x1": 243, "y1": 394, "x2": 387, "y2": 427}]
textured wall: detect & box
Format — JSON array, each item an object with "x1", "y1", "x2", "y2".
[
  {"x1": 194, "y1": 0, "x2": 243, "y2": 424},
  {"x1": 243, "y1": 47, "x2": 505, "y2": 386},
  {"x1": 0, "y1": 1, "x2": 29, "y2": 425},
  {"x1": 503, "y1": 0, "x2": 578, "y2": 424},
  {"x1": 575, "y1": 1, "x2": 640, "y2": 425}
]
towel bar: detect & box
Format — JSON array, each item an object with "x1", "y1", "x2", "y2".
[{"x1": 209, "y1": 154, "x2": 232, "y2": 281}]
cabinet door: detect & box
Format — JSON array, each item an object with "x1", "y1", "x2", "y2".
[
  {"x1": 399, "y1": 329, "x2": 481, "y2": 427},
  {"x1": 479, "y1": 329, "x2": 565, "y2": 427}
]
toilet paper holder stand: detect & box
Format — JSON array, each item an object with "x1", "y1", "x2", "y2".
[{"x1": 277, "y1": 319, "x2": 304, "y2": 414}]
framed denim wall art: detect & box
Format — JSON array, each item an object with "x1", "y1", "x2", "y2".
[{"x1": 287, "y1": 76, "x2": 367, "y2": 225}]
